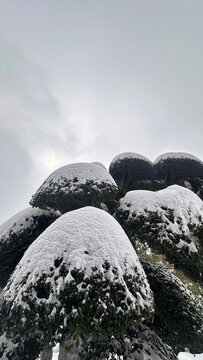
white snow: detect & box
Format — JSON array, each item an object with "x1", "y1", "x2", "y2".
[
  {"x1": 4, "y1": 207, "x2": 153, "y2": 315},
  {"x1": 0, "y1": 207, "x2": 58, "y2": 245},
  {"x1": 0, "y1": 334, "x2": 18, "y2": 358},
  {"x1": 178, "y1": 353, "x2": 203, "y2": 359},
  {"x1": 154, "y1": 152, "x2": 203, "y2": 165},
  {"x1": 91, "y1": 161, "x2": 107, "y2": 170},
  {"x1": 118, "y1": 185, "x2": 203, "y2": 252},
  {"x1": 110, "y1": 152, "x2": 152, "y2": 166},
  {"x1": 38, "y1": 162, "x2": 116, "y2": 193}
]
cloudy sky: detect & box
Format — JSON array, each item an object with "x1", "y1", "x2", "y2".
[{"x1": 0, "y1": 0, "x2": 203, "y2": 224}]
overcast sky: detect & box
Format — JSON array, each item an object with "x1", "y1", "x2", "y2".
[{"x1": 0, "y1": 0, "x2": 203, "y2": 224}]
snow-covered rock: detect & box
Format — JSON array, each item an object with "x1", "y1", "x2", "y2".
[
  {"x1": 0, "y1": 207, "x2": 59, "y2": 288},
  {"x1": 109, "y1": 152, "x2": 154, "y2": 194},
  {"x1": 30, "y1": 163, "x2": 118, "y2": 213},
  {"x1": 141, "y1": 259, "x2": 203, "y2": 354},
  {"x1": 0, "y1": 207, "x2": 154, "y2": 360},
  {"x1": 116, "y1": 185, "x2": 203, "y2": 281}
]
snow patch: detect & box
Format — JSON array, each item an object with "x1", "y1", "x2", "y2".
[{"x1": 37, "y1": 163, "x2": 116, "y2": 194}]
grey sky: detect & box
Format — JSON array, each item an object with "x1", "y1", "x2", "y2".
[{"x1": 0, "y1": 0, "x2": 203, "y2": 223}]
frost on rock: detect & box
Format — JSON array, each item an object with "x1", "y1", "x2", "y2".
[
  {"x1": 141, "y1": 259, "x2": 203, "y2": 354},
  {"x1": 0, "y1": 207, "x2": 154, "y2": 360},
  {"x1": 116, "y1": 185, "x2": 203, "y2": 281},
  {"x1": 30, "y1": 163, "x2": 118, "y2": 213},
  {"x1": 0, "y1": 207, "x2": 60, "y2": 288},
  {"x1": 154, "y1": 152, "x2": 203, "y2": 190},
  {"x1": 109, "y1": 152, "x2": 154, "y2": 195},
  {"x1": 80, "y1": 324, "x2": 177, "y2": 360}
]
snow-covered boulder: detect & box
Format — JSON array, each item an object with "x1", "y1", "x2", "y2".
[
  {"x1": 30, "y1": 162, "x2": 118, "y2": 213},
  {"x1": 116, "y1": 185, "x2": 203, "y2": 281},
  {"x1": 109, "y1": 152, "x2": 154, "y2": 194},
  {"x1": 91, "y1": 161, "x2": 107, "y2": 170},
  {"x1": 80, "y1": 324, "x2": 177, "y2": 360},
  {"x1": 0, "y1": 207, "x2": 154, "y2": 360},
  {"x1": 154, "y1": 152, "x2": 203, "y2": 186},
  {"x1": 0, "y1": 207, "x2": 59, "y2": 288},
  {"x1": 141, "y1": 259, "x2": 203, "y2": 354}
]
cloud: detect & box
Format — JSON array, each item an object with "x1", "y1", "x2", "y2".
[
  {"x1": 0, "y1": 129, "x2": 34, "y2": 224},
  {"x1": 0, "y1": 44, "x2": 80, "y2": 223},
  {"x1": 0, "y1": 44, "x2": 79, "y2": 159}
]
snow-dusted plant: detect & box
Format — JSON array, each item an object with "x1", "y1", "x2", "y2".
[
  {"x1": 116, "y1": 185, "x2": 203, "y2": 281},
  {"x1": 0, "y1": 207, "x2": 154, "y2": 360},
  {"x1": 0, "y1": 207, "x2": 59, "y2": 288},
  {"x1": 80, "y1": 323, "x2": 177, "y2": 360},
  {"x1": 30, "y1": 163, "x2": 118, "y2": 213},
  {"x1": 154, "y1": 152, "x2": 203, "y2": 186},
  {"x1": 141, "y1": 259, "x2": 203, "y2": 354},
  {"x1": 91, "y1": 161, "x2": 107, "y2": 170},
  {"x1": 109, "y1": 152, "x2": 154, "y2": 195}
]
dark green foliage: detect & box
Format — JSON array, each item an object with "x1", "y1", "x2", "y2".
[
  {"x1": 0, "y1": 261, "x2": 152, "y2": 360},
  {"x1": 0, "y1": 209, "x2": 59, "y2": 288},
  {"x1": 0, "y1": 333, "x2": 42, "y2": 360},
  {"x1": 178, "y1": 177, "x2": 203, "y2": 200},
  {"x1": 141, "y1": 259, "x2": 203, "y2": 353},
  {"x1": 116, "y1": 203, "x2": 203, "y2": 283},
  {"x1": 80, "y1": 324, "x2": 177, "y2": 360},
  {"x1": 154, "y1": 154, "x2": 203, "y2": 185},
  {"x1": 30, "y1": 178, "x2": 118, "y2": 214},
  {"x1": 109, "y1": 154, "x2": 154, "y2": 195}
]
